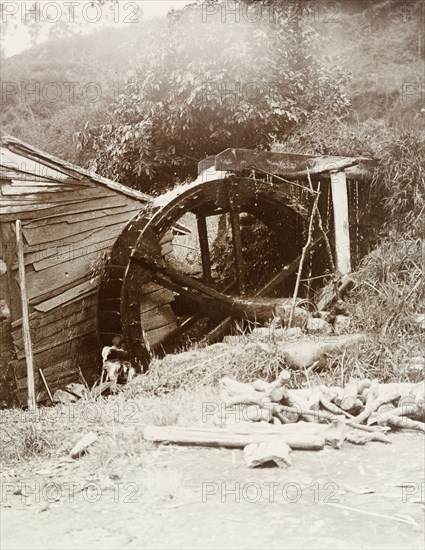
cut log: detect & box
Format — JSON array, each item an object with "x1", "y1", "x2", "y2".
[
  {"x1": 279, "y1": 334, "x2": 367, "y2": 369},
  {"x1": 225, "y1": 391, "x2": 271, "y2": 408},
  {"x1": 384, "y1": 416, "x2": 425, "y2": 432},
  {"x1": 339, "y1": 378, "x2": 359, "y2": 411},
  {"x1": 355, "y1": 379, "x2": 380, "y2": 424},
  {"x1": 345, "y1": 430, "x2": 390, "y2": 445}
]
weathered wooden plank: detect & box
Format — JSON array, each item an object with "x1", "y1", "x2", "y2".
[
  {"x1": 331, "y1": 171, "x2": 351, "y2": 275},
  {"x1": 15, "y1": 349, "x2": 101, "y2": 390},
  {"x1": 143, "y1": 425, "x2": 325, "y2": 450},
  {"x1": 1, "y1": 223, "x2": 22, "y2": 323},
  {"x1": 33, "y1": 281, "x2": 96, "y2": 312},
  {"x1": 13, "y1": 311, "x2": 97, "y2": 351},
  {"x1": 1, "y1": 184, "x2": 81, "y2": 195},
  {"x1": 1, "y1": 198, "x2": 144, "y2": 223},
  {"x1": 146, "y1": 322, "x2": 178, "y2": 347},
  {"x1": 31, "y1": 238, "x2": 116, "y2": 272},
  {"x1": 214, "y1": 148, "x2": 375, "y2": 179},
  {"x1": 23, "y1": 247, "x2": 107, "y2": 300},
  {"x1": 12, "y1": 293, "x2": 97, "y2": 330},
  {"x1": 15, "y1": 317, "x2": 97, "y2": 360},
  {"x1": 0, "y1": 146, "x2": 71, "y2": 181},
  {"x1": 23, "y1": 196, "x2": 141, "y2": 225},
  {"x1": 14, "y1": 331, "x2": 99, "y2": 379},
  {"x1": 0, "y1": 172, "x2": 55, "y2": 183},
  {"x1": 140, "y1": 304, "x2": 176, "y2": 331},
  {"x1": 23, "y1": 201, "x2": 136, "y2": 229},
  {"x1": 23, "y1": 210, "x2": 137, "y2": 246},
  {"x1": 15, "y1": 219, "x2": 36, "y2": 410},
  {"x1": 138, "y1": 288, "x2": 175, "y2": 312},
  {"x1": 11, "y1": 183, "x2": 90, "y2": 192},
  {"x1": 1, "y1": 187, "x2": 117, "y2": 206},
  {"x1": 1, "y1": 203, "x2": 66, "y2": 216},
  {"x1": 140, "y1": 282, "x2": 172, "y2": 296},
  {"x1": 19, "y1": 225, "x2": 127, "y2": 268}
]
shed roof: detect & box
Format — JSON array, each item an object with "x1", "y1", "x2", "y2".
[{"x1": 0, "y1": 133, "x2": 151, "y2": 204}]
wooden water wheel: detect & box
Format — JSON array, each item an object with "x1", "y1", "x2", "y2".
[{"x1": 98, "y1": 173, "x2": 325, "y2": 372}]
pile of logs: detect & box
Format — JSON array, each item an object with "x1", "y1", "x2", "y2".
[{"x1": 143, "y1": 372, "x2": 424, "y2": 468}]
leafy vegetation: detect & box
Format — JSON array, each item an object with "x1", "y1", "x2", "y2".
[{"x1": 75, "y1": 1, "x2": 350, "y2": 193}]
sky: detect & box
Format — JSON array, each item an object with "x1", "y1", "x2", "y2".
[{"x1": 2, "y1": 0, "x2": 193, "y2": 57}]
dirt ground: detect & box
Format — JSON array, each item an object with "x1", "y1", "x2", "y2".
[{"x1": 1, "y1": 432, "x2": 424, "y2": 550}]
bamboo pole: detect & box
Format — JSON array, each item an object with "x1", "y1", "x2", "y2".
[
  {"x1": 15, "y1": 220, "x2": 36, "y2": 411},
  {"x1": 288, "y1": 181, "x2": 321, "y2": 328}
]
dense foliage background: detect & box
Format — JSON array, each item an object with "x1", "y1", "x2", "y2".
[{"x1": 2, "y1": 0, "x2": 423, "y2": 194}]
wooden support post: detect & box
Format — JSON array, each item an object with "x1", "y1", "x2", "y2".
[
  {"x1": 196, "y1": 213, "x2": 212, "y2": 285},
  {"x1": 15, "y1": 220, "x2": 36, "y2": 411},
  {"x1": 330, "y1": 170, "x2": 351, "y2": 275}
]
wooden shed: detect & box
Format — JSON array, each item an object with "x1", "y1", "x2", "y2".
[
  {"x1": 0, "y1": 134, "x2": 152, "y2": 407},
  {"x1": 1, "y1": 136, "x2": 375, "y2": 409}
]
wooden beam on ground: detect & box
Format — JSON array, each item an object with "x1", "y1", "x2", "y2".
[{"x1": 143, "y1": 425, "x2": 325, "y2": 450}]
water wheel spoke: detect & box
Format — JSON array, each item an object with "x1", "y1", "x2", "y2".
[
  {"x1": 257, "y1": 235, "x2": 324, "y2": 297},
  {"x1": 196, "y1": 213, "x2": 212, "y2": 285},
  {"x1": 134, "y1": 257, "x2": 235, "y2": 307},
  {"x1": 228, "y1": 184, "x2": 246, "y2": 296},
  {"x1": 201, "y1": 237, "x2": 324, "y2": 345},
  {"x1": 200, "y1": 317, "x2": 235, "y2": 346}
]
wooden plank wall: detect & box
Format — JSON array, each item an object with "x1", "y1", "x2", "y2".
[{"x1": 1, "y1": 173, "x2": 146, "y2": 405}]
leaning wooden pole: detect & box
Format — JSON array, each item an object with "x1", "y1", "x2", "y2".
[{"x1": 15, "y1": 220, "x2": 36, "y2": 411}]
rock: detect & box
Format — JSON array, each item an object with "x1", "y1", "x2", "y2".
[
  {"x1": 69, "y1": 431, "x2": 98, "y2": 459},
  {"x1": 279, "y1": 306, "x2": 311, "y2": 328},
  {"x1": 53, "y1": 389, "x2": 78, "y2": 404},
  {"x1": 318, "y1": 311, "x2": 333, "y2": 322},
  {"x1": 306, "y1": 317, "x2": 333, "y2": 335},
  {"x1": 279, "y1": 334, "x2": 367, "y2": 369},
  {"x1": 66, "y1": 383, "x2": 88, "y2": 399},
  {"x1": 244, "y1": 440, "x2": 292, "y2": 468},
  {"x1": 333, "y1": 315, "x2": 352, "y2": 334}
]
